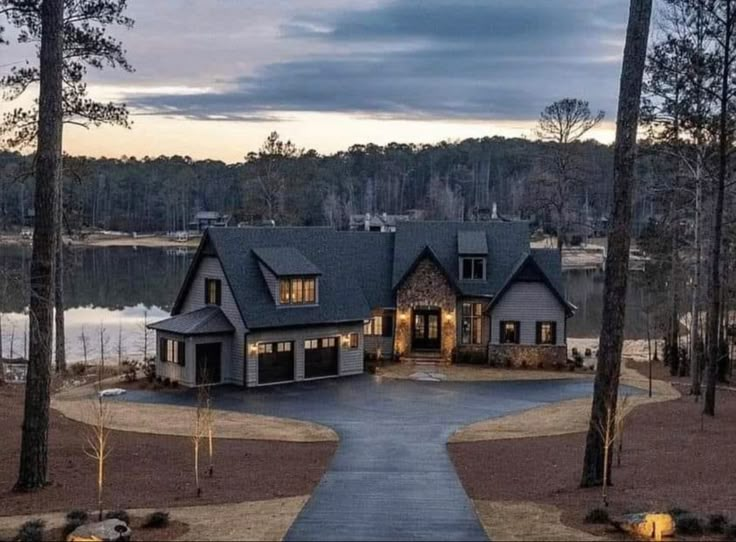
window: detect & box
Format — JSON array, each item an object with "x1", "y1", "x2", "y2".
[
  {"x1": 279, "y1": 277, "x2": 317, "y2": 305},
  {"x1": 499, "y1": 321, "x2": 520, "y2": 344},
  {"x1": 204, "y1": 278, "x2": 221, "y2": 305},
  {"x1": 323, "y1": 337, "x2": 336, "y2": 348},
  {"x1": 461, "y1": 258, "x2": 486, "y2": 280},
  {"x1": 461, "y1": 303, "x2": 483, "y2": 345},
  {"x1": 349, "y1": 333, "x2": 359, "y2": 348},
  {"x1": 364, "y1": 315, "x2": 393, "y2": 337},
  {"x1": 159, "y1": 338, "x2": 185, "y2": 366},
  {"x1": 536, "y1": 321, "x2": 557, "y2": 345},
  {"x1": 364, "y1": 316, "x2": 383, "y2": 336},
  {"x1": 305, "y1": 339, "x2": 319, "y2": 350}
]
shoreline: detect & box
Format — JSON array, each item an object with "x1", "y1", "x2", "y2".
[{"x1": 0, "y1": 232, "x2": 200, "y2": 248}]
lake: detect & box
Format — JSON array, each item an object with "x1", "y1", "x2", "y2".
[{"x1": 0, "y1": 245, "x2": 658, "y2": 362}]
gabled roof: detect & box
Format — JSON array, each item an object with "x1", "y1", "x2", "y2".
[
  {"x1": 488, "y1": 249, "x2": 574, "y2": 315},
  {"x1": 253, "y1": 247, "x2": 321, "y2": 277},
  {"x1": 457, "y1": 230, "x2": 488, "y2": 255},
  {"x1": 149, "y1": 306, "x2": 235, "y2": 335},
  {"x1": 391, "y1": 221, "x2": 530, "y2": 297},
  {"x1": 173, "y1": 228, "x2": 390, "y2": 329},
  {"x1": 393, "y1": 245, "x2": 460, "y2": 293}
]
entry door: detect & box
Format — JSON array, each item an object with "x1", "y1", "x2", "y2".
[
  {"x1": 196, "y1": 343, "x2": 222, "y2": 385},
  {"x1": 412, "y1": 308, "x2": 441, "y2": 350}
]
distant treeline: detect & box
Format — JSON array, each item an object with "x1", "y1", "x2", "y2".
[{"x1": 0, "y1": 135, "x2": 665, "y2": 235}]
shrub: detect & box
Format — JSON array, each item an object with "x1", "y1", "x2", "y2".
[
  {"x1": 143, "y1": 361, "x2": 156, "y2": 382},
  {"x1": 725, "y1": 523, "x2": 736, "y2": 539},
  {"x1": 584, "y1": 508, "x2": 610, "y2": 524},
  {"x1": 62, "y1": 518, "x2": 85, "y2": 538},
  {"x1": 163, "y1": 377, "x2": 171, "y2": 387},
  {"x1": 142, "y1": 511, "x2": 170, "y2": 529},
  {"x1": 104, "y1": 510, "x2": 130, "y2": 524},
  {"x1": 121, "y1": 361, "x2": 138, "y2": 383},
  {"x1": 675, "y1": 514, "x2": 704, "y2": 536},
  {"x1": 16, "y1": 519, "x2": 44, "y2": 542},
  {"x1": 707, "y1": 514, "x2": 728, "y2": 534},
  {"x1": 70, "y1": 362, "x2": 87, "y2": 376},
  {"x1": 65, "y1": 509, "x2": 89, "y2": 523}
]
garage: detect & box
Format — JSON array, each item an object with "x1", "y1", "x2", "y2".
[
  {"x1": 304, "y1": 337, "x2": 339, "y2": 379},
  {"x1": 258, "y1": 341, "x2": 294, "y2": 384}
]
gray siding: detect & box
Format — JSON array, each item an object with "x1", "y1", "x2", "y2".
[
  {"x1": 490, "y1": 282, "x2": 566, "y2": 346},
  {"x1": 245, "y1": 323, "x2": 364, "y2": 387},
  {"x1": 363, "y1": 309, "x2": 395, "y2": 359},
  {"x1": 180, "y1": 256, "x2": 247, "y2": 384},
  {"x1": 259, "y1": 263, "x2": 279, "y2": 303},
  {"x1": 156, "y1": 332, "x2": 232, "y2": 387}
]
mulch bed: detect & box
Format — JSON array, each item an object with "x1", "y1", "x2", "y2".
[
  {"x1": 449, "y1": 361, "x2": 736, "y2": 537},
  {"x1": 0, "y1": 383, "x2": 336, "y2": 516}
]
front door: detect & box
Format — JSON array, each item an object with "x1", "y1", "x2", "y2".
[
  {"x1": 196, "y1": 342, "x2": 221, "y2": 385},
  {"x1": 412, "y1": 308, "x2": 441, "y2": 351}
]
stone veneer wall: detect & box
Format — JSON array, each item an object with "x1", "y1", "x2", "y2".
[
  {"x1": 487, "y1": 344, "x2": 567, "y2": 370},
  {"x1": 395, "y1": 258, "x2": 457, "y2": 361}
]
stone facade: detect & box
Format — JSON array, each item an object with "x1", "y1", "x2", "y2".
[
  {"x1": 487, "y1": 344, "x2": 567, "y2": 370},
  {"x1": 395, "y1": 258, "x2": 457, "y2": 361}
]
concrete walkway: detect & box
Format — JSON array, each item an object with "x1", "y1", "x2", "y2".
[{"x1": 118, "y1": 375, "x2": 611, "y2": 542}]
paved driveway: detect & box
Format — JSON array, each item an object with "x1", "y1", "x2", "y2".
[{"x1": 120, "y1": 375, "x2": 601, "y2": 541}]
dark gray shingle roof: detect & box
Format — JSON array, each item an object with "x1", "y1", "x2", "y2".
[
  {"x1": 186, "y1": 228, "x2": 385, "y2": 329},
  {"x1": 457, "y1": 230, "x2": 488, "y2": 255},
  {"x1": 252, "y1": 247, "x2": 321, "y2": 276},
  {"x1": 392, "y1": 221, "x2": 531, "y2": 297},
  {"x1": 149, "y1": 306, "x2": 235, "y2": 335}
]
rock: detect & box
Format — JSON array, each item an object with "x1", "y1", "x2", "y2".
[
  {"x1": 616, "y1": 513, "x2": 675, "y2": 541},
  {"x1": 67, "y1": 519, "x2": 132, "y2": 542},
  {"x1": 409, "y1": 372, "x2": 441, "y2": 382},
  {"x1": 98, "y1": 388, "x2": 126, "y2": 398}
]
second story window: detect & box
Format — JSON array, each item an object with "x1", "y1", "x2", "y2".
[
  {"x1": 205, "y1": 278, "x2": 221, "y2": 305},
  {"x1": 279, "y1": 277, "x2": 317, "y2": 305},
  {"x1": 461, "y1": 257, "x2": 486, "y2": 280}
]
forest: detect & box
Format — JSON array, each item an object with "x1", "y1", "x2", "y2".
[{"x1": 1, "y1": 134, "x2": 663, "y2": 238}]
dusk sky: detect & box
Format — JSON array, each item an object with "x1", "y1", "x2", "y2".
[{"x1": 1, "y1": 0, "x2": 632, "y2": 162}]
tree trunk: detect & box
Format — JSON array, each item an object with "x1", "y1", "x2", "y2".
[
  {"x1": 691, "y1": 167, "x2": 702, "y2": 396},
  {"x1": 15, "y1": 0, "x2": 64, "y2": 492},
  {"x1": 55, "y1": 177, "x2": 65, "y2": 373},
  {"x1": 704, "y1": 0, "x2": 732, "y2": 417},
  {"x1": 580, "y1": 0, "x2": 652, "y2": 488}
]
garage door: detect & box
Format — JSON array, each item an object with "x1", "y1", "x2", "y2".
[
  {"x1": 258, "y1": 341, "x2": 294, "y2": 384},
  {"x1": 304, "y1": 337, "x2": 339, "y2": 379}
]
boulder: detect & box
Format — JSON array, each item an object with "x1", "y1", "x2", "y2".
[
  {"x1": 616, "y1": 513, "x2": 675, "y2": 541},
  {"x1": 67, "y1": 519, "x2": 132, "y2": 542}
]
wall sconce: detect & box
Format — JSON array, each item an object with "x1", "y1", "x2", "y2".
[
  {"x1": 249, "y1": 343, "x2": 258, "y2": 355},
  {"x1": 342, "y1": 335, "x2": 350, "y2": 346}
]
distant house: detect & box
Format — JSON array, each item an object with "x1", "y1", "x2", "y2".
[
  {"x1": 149, "y1": 221, "x2": 574, "y2": 388},
  {"x1": 189, "y1": 211, "x2": 231, "y2": 232},
  {"x1": 349, "y1": 211, "x2": 421, "y2": 232}
]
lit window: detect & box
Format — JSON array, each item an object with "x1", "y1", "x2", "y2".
[
  {"x1": 349, "y1": 333, "x2": 359, "y2": 348},
  {"x1": 461, "y1": 258, "x2": 485, "y2": 280},
  {"x1": 305, "y1": 339, "x2": 318, "y2": 350},
  {"x1": 461, "y1": 303, "x2": 483, "y2": 345},
  {"x1": 323, "y1": 337, "x2": 336, "y2": 348},
  {"x1": 364, "y1": 316, "x2": 384, "y2": 336},
  {"x1": 537, "y1": 322, "x2": 557, "y2": 345},
  {"x1": 278, "y1": 277, "x2": 317, "y2": 305},
  {"x1": 500, "y1": 321, "x2": 520, "y2": 344}
]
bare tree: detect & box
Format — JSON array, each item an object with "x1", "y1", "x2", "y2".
[
  {"x1": 98, "y1": 322, "x2": 109, "y2": 367},
  {"x1": 535, "y1": 98, "x2": 604, "y2": 249},
  {"x1": 140, "y1": 310, "x2": 151, "y2": 361},
  {"x1": 54, "y1": 178, "x2": 65, "y2": 372},
  {"x1": 192, "y1": 384, "x2": 207, "y2": 496},
  {"x1": 78, "y1": 326, "x2": 89, "y2": 365},
  {"x1": 85, "y1": 369, "x2": 112, "y2": 521},
  {"x1": 581, "y1": 0, "x2": 653, "y2": 488},
  {"x1": 116, "y1": 321, "x2": 124, "y2": 368}
]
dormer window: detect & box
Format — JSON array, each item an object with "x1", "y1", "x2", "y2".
[
  {"x1": 461, "y1": 257, "x2": 486, "y2": 281},
  {"x1": 279, "y1": 277, "x2": 317, "y2": 305}
]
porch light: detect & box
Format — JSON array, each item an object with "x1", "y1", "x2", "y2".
[{"x1": 249, "y1": 343, "x2": 258, "y2": 355}]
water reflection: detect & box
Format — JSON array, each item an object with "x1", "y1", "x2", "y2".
[{"x1": 0, "y1": 246, "x2": 661, "y2": 362}]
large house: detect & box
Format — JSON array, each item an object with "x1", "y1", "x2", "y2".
[{"x1": 150, "y1": 221, "x2": 574, "y2": 387}]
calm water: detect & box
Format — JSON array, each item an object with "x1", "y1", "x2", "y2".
[{"x1": 0, "y1": 245, "x2": 656, "y2": 362}]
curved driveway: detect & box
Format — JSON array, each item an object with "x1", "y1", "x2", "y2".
[{"x1": 120, "y1": 375, "x2": 600, "y2": 541}]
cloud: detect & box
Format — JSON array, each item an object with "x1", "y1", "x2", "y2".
[{"x1": 128, "y1": 0, "x2": 628, "y2": 122}]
